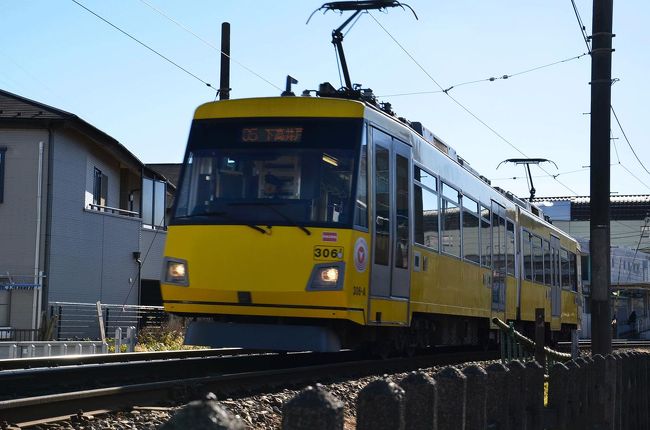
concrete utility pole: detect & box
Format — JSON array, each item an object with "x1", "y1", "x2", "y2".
[
  {"x1": 219, "y1": 22, "x2": 231, "y2": 100},
  {"x1": 589, "y1": 0, "x2": 614, "y2": 355}
]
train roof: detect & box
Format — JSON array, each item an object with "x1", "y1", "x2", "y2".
[{"x1": 193, "y1": 94, "x2": 551, "y2": 226}]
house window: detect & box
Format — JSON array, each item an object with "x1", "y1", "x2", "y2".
[
  {"x1": 142, "y1": 177, "x2": 166, "y2": 228},
  {"x1": 0, "y1": 148, "x2": 5, "y2": 203},
  {"x1": 93, "y1": 167, "x2": 107, "y2": 207}
]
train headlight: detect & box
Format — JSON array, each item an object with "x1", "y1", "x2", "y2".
[
  {"x1": 307, "y1": 263, "x2": 344, "y2": 291},
  {"x1": 320, "y1": 267, "x2": 339, "y2": 283},
  {"x1": 163, "y1": 258, "x2": 189, "y2": 286}
]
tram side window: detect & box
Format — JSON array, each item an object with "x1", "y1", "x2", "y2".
[
  {"x1": 533, "y1": 236, "x2": 544, "y2": 283},
  {"x1": 522, "y1": 230, "x2": 533, "y2": 281},
  {"x1": 413, "y1": 167, "x2": 439, "y2": 251},
  {"x1": 506, "y1": 220, "x2": 515, "y2": 276},
  {"x1": 570, "y1": 252, "x2": 578, "y2": 291},
  {"x1": 561, "y1": 249, "x2": 571, "y2": 289},
  {"x1": 462, "y1": 196, "x2": 480, "y2": 264},
  {"x1": 394, "y1": 154, "x2": 409, "y2": 269},
  {"x1": 543, "y1": 240, "x2": 552, "y2": 286},
  {"x1": 354, "y1": 130, "x2": 368, "y2": 229},
  {"x1": 374, "y1": 145, "x2": 390, "y2": 266},
  {"x1": 480, "y1": 206, "x2": 491, "y2": 267},
  {"x1": 492, "y1": 212, "x2": 506, "y2": 274},
  {"x1": 441, "y1": 183, "x2": 461, "y2": 258}
]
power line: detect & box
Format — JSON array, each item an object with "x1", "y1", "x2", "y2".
[
  {"x1": 617, "y1": 163, "x2": 650, "y2": 192},
  {"x1": 613, "y1": 219, "x2": 645, "y2": 234},
  {"x1": 378, "y1": 53, "x2": 588, "y2": 98},
  {"x1": 625, "y1": 217, "x2": 650, "y2": 282},
  {"x1": 569, "y1": 0, "x2": 592, "y2": 53},
  {"x1": 611, "y1": 105, "x2": 650, "y2": 177},
  {"x1": 368, "y1": 12, "x2": 580, "y2": 197},
  {"x1": 135, "y1": 0, "x2": 283, "y2": 92},
  {"x1": 609, "y1": 231, "x2": 649, "y2": 240},
  {"x1": 492, "y1": 167, "x2": 591, "y2": 181},
  {"x1": 445, "y1": 53, "x2": 588, "y2": 94},
  {"x1": 71, "y1": 0, "x2": 217, "y2": 92},
  {"x1": 611, "y1": 132, "x2": 621, "y2": 164}
]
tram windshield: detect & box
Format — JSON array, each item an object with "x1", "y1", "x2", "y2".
[{"x1": 173, "y1": 118, "x2": 363, "y2": 227}]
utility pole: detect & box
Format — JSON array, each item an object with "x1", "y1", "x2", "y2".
[
  {"x1": 219, "y1": 22, "x2": 231, "y2": 100},
  {"x1": 589, "y1": 0, "x2": 614, "y2": 355}
]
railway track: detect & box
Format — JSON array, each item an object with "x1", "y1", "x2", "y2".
[
  {"x1": 0, "y1": 347, "x2": 245, "y2": 371},
  {"x1": 0, "y1": 348, "x2": 497, "y2": 426},
  {"x1": 556, "y1": 338, "x2": 650, "y2": 352}
]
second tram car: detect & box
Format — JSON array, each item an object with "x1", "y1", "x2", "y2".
[{"x1": 161, "y1": 94, "x2": 581, "y2": 353}]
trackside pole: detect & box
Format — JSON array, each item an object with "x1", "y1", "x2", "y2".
[
  {"x1": 589, "y1": 0, "x2": 614, "y2": 356},
  {"x1": 219, "y1": 22, "x2": 231, "y2": 100},
  {"x1": 534, "y1": 308, "x2": 545, "y2": 368}
]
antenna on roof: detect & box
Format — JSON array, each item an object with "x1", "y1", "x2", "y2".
[
  {"x1": 307, "y1": 1, "x2": 417, "y2": 91},
  {"x1": 497, "y1": 158, "x2": 558, "y2": 202}
]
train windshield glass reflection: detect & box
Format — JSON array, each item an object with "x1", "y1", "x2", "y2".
[{"x1": 173, "y1": 119, "x2": 362, "y2": 227}]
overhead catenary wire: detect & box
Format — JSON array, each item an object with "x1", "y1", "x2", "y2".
[
  {"x1": 611, "y1": 132, "x2": 621, "y2": 164},
  {"x1": 492, "y1": 167, "x2": 591, "y2": 181},
  {"x1": 609, "y1": 231, "x2": 650, "y2": 240},
  {"x1": 611, "y1": 105, "x2": 650, "y2": 177},
  {"x1": 570, "y1": 0, "x2": 592, "y2": 53},
  {"x1": 135, "y1": 0, "x2": 282, "y2": 92},
  {"x1": 624, "y1": 218, "x2": 650, "y2": 282},
  {"x1": 377, "y1": 53, "x2": 588, "y2": 98},
  {"x1": 368, "y1": 12, "x2": 580, "y2": 197},
  {"x1": 617, "y1": 163, "x2": 650, "y2": 192},
  {"x1": 71, "y1": 0, "x2": 217, "y2": 93}
]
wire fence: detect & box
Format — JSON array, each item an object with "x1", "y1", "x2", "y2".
[{"x1": 48, "y1": 301, "x2": 167, "y2": 341}]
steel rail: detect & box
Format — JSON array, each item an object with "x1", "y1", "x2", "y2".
[
  {"x1": 557, "y1": 339, "x2": 650, "y2": 352},
  {"x1": 0, "y1": 348, "x2": 246, "y2": 371},
  {"x1": 0, "y1": 349, "x2": 497, "y2": 425}
]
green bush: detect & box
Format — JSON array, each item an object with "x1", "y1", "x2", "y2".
[{"x1": 135, "y1": 326, "x2": 187, "y2": 351}]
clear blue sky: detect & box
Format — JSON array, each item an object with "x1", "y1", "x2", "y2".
[{"x1": 1, "y1": 1, "x2": 648, "y2": 199}]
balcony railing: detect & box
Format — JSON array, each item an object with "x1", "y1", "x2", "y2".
[{"x1": 88, "y1": 204, "x2": 139, "y2": 217}]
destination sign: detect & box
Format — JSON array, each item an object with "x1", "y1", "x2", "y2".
[{"x1": 241, "y1": 127, "x2": 303, "y2": 143}]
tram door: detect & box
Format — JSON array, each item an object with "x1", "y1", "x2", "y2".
[
  {"x1": 491, "y1": 201, "x2": 507, "y2": 313},
  {"x1": 550, "y1": 235, "x2": 562, "y2": 318},
  {"x1": 370, "y1": 130, "x2": 412, "y2": 302}
]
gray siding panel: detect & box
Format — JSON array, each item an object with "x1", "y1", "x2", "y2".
[
  {"x1": 48, "y1": 131, "x2": 140, "y2": 305},
  {"x1": 100, "y1": 214, "x2": 140, "y2": 304},
  {"x1": 140, "y1": 228, "x2": 166, "y2": 281},
  {"x1": 0, "y1": 129, "x2": 48, "y2": 276}
]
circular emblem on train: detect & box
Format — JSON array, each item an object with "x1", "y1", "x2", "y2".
[{"x1": 354, "y1": 237, "x2": 369, "y2": 273}]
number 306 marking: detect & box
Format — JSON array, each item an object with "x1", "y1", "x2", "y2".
[{"x1": 314, "y1": 246, "x2": 343, "y2": 260}]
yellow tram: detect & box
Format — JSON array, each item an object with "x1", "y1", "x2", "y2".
[{"x1": 160, "y1": 93, "x2": 581, "y2": 352}]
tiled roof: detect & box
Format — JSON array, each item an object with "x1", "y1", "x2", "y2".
[
  {"x1": 534, "y1": 195, "x2": 650, "y2": 204},
  {"x1": 146, "y1": 163, "x2": 181, "y2": 187},
  {"x1": 534, "y1": 195, "x2": 650, "y2": 221}
]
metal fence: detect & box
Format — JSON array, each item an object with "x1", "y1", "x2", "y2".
[
  {"x1": 48, "y1": 302, "x2": 167, "y2": 341},
  {"x1": 0, "y1": 328, "x2": 40, "y2": 342}
]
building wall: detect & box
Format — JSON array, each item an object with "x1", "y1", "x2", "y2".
[
  {"x1": 9, "y1": 290, "x2": 37, "y2": 328},
  {"x1": 0, "y1": 128, "x2": 49, "y2": 328},
  {"x1": 552, "y1": 219, "x2": 649, "y2": 250},
  {"x1": 140, "y1": 228, "x2": 166, "y2": 281},
  {"x1": 47, "y1": 129, "x2": 140, "y2": 305},
  {"x1": 0, "y1": 128, "x2": 48, "y2": 277},
  {"x1": 1, "y1": 123, "x2": 170, "y2": 327}
]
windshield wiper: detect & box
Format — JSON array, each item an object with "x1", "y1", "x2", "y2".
[
  {"x1": 228, "y1": 202, "x2": 312, "y2": 236},
  {"x1": 175, "y1": 210, "x2": 269, "y2": 235}
]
